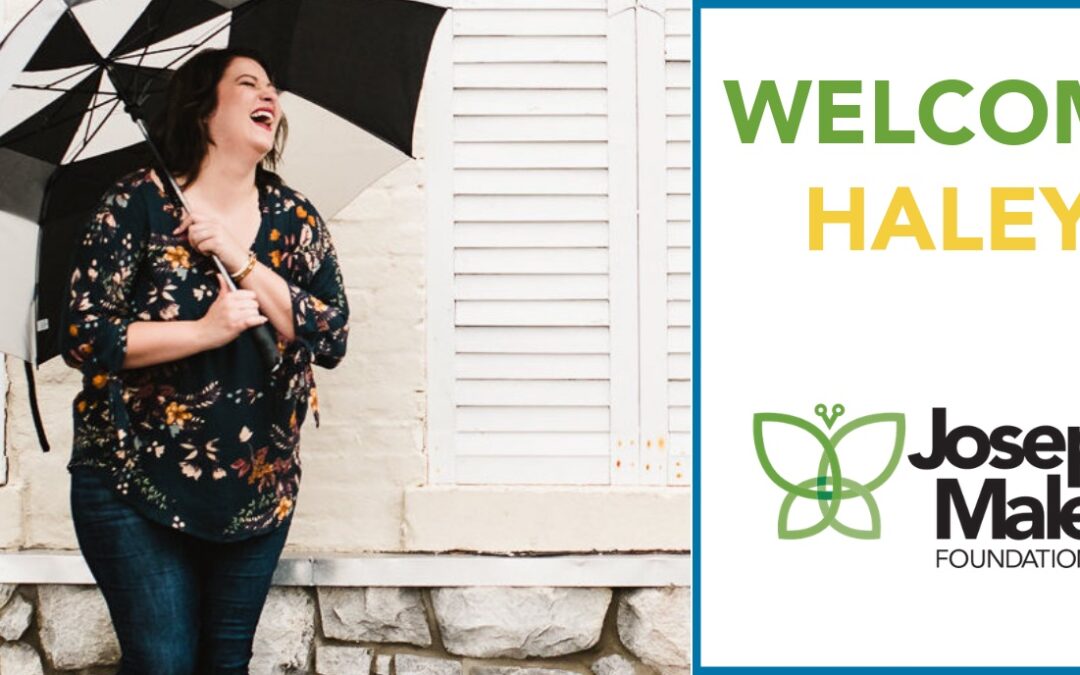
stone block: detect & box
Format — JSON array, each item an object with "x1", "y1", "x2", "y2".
[
  {"x1": 396, "y1": 653, "x2": 462, "y2": 675},
  {"x1": 431, "y1": 587, "x2": 610, "y2": 658},
  {"x1": 251, "y1": 587, "x2": 315, "y2": 673},
  {"x1": 36, "y1": 585, "x2": 120, "y2": 670},
  {"x1": 616, "y1": 588, "x2": 690, "y2": 675},
  {"x1": 315, "y1": 643, "x2": 373, "y2": 675},
  {"x1": 0, "y1": 592, "x2": 33, "y2": 640},
  {"x1": 0, "y1": 642, "x2": 43, "y2": 675},
  {"x1": 318, "y1": 587, "x2": 431, "y2": 646}
]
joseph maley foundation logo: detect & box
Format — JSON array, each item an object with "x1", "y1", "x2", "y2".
[{"x1": 754, "y1": 404, "x2": 906, "y2": 540}]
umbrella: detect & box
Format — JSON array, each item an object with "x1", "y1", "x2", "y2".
[{"x1": 0, "y1": 0, "x2": 447, "y2": 450}]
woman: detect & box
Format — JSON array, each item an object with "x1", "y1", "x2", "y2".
[{"x1": 59, "y1": 47, "x2": 348, "y2": 673}]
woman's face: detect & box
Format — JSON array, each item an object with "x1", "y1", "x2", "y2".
[{"x1": 205, "y1": 56, "x2": 281, "y2": 161}]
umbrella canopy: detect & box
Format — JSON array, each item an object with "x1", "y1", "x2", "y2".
[{"x1": 0, "y1": 0, "x2": 446, "y2": 366}]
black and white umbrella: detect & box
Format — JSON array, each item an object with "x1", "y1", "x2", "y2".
[{"x1": 0, "y1": 0, "x2": 446, "y2": 449}]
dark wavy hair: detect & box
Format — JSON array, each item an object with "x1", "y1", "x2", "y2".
[{"x1": 149, "y1": 47, "x2": 288, "y2": 187}]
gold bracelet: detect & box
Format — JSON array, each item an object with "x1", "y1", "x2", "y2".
[{"x1": 230, "y1": 251, "x2": 257, "y2": 283}]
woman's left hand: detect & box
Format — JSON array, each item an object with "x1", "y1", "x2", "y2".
[{"x1": 174, "y1": 211, "x2": 248, "y2": 274}]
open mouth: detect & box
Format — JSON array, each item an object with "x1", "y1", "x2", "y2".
[{"x1": 250, "y1": 110, "x2": 273, "y2": 131}]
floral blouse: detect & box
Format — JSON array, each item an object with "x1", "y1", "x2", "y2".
[{"x1": 60, "y1": 166, "x2": 349, "y2": 542}]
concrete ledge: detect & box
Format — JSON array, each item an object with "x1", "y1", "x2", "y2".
[
  {"x1": 0, "y1": 552, "x2": 690, "y2": 587},
  {"x1": 403, "y1": 485, "x2": 692, "y2": 552}
]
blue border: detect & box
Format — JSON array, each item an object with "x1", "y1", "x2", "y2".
[{"x1": 690, "y1": 2, "x2": 1080, "y2": 673}]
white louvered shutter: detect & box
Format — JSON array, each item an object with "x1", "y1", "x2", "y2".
[{"x1": 426, "y1": 0, "x2": 642, "y2": 485}]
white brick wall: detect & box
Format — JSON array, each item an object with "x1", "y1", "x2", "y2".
[{"x1": 0, "y1": 0, "x2": 691, "y2": 555}]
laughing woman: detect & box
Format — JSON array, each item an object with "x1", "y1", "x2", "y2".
[{"x1": 59, "y1": 47, "x2": 348, "y2": 674}]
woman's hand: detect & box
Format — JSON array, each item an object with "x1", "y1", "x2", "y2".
[
  {"x1": 198, "y1": 273, "x2": 268, "y2": 349},
  {"x1": 174, "y1": 211, "x2": 248, "y2": 274}
]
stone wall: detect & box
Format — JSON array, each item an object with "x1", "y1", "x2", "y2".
[{"x1": 0, "y1": 583, "x2": 690, "y2": 675}]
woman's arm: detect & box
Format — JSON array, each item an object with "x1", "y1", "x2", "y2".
[
  {"x1": 123, "y1": 273, "x2": 270, "y2": 369},
  {"x1": 236, "y1": 261, "x2": 295, "y2": 341}
]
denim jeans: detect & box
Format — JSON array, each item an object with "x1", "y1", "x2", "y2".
[{"x1": 69, "y1": 465, "x2": 291, "y2": 675}]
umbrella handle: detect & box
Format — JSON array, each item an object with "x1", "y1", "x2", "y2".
[
  {"x1": 211, "y1": 253, "x2": 282, "y2": 371},
  {"x1": 251, "y1": 323, "x2": 283, "y2": 371}
]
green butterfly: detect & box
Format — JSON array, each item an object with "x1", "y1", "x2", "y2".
[{"x1": 753, "y1": 404, "x2": 905, "y2": 540}]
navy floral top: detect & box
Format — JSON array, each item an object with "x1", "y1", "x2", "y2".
[{"x1": 60, "y1": 166, "x2": 349, "y2": 542}]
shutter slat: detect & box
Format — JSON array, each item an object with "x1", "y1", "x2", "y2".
[
  {"x1": 453, "y1": 0, "x2": 605, "y2": 9},
  {"x1": 666, "y1": 61, "x2": 690, "y2": 87},
  {"x1": 456, "y1": 326, "x2": 610, "y2": 354},
  {"x1": 668, "y1": 327, "x2": 690, "y2": 354},
  {"x1": 666, "y1": 35, "x2": 690, "y2": 61},
  {"x1": 456, "y1": 274, "x2": 608, "y2": 300},
  {"x1": 456, "y1": 142, "x2": 608, "y2": 168},
  {"x1": 668, "y1": 194, "x2": 690, "y2": 221},
  {"x1": 666, "y1": 8, "x2": 690, "y2": 35},
  {"x1": 454, "y1": 89, "x2": 606, "y2": 115},
  {"x1": 456, "y1": 431, "x2": 609, "y2": 455},
  {"x1": 458, "y1": 406, "x2": 609, "y2": 432},
  {"x1": 667, "y1": 141, "x2": 690, "y2": 167},
  {"x1": 668, "y1": 354, "x2": 690, "y2": 380},
  {"x1": 668, "y1": 221, "x2": 690, "y2": 247},
  {"x1": 457, "y1": 354, "x2": 610, "y2": 379},
  {"x1": 670, "y1": 406, "x2": 690, "y2": 433},
  {"x1": 456, "y1": 222, "x2": 608, "y2": 247},
  {"x1": 667, "y1": 167, "x2": 689, "y2": 195},
  {"x1": 667, "y1": 300, "x2": 689, "y2": 327},
  {"x1": 455, "y1": 194, "x2": 609, "y2": 221},
  {"x1": 456, "y1": 168, "x2": 607, "y2": 195},
  {"x1": 456, "y1": 379, "x2": 610, "y2": 406},
  {"x1": 453, "y1": 10, "x2": 608, "y2": 36},
  {"x1": 454, "y1": 36, "x2": 607, "y2": 63},
  {"x1": 669, "y1": 381, "x2": 690, "y2": 407},
  {"x1": 668, "y1": 247, "x2": 690, "y2": 274},
  {"x1": 455, "y1": 62, "x2": 607, "y2": 89},
  {"x1": 666, "y1": 87, "x2": 690, "y2": 115},
  {"x1": 457, "y1": 300, "x2": 609, "y2": 326},
  {"x1": 457, "y1": 115, "x2": 607, "y2": 142},
  {"x1": 456, "y1": 247, "x2": 608, "y2": 274},
  {"x1": 668, "y1": 115, "x2": 689, "y2": 141},
  {"x1": 668, "y1": 273, "x2": 690, "y2": 301}
]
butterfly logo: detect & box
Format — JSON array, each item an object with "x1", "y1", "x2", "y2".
[{"x1": 753, "y1": 404, "x2": 905, "y2": 540}]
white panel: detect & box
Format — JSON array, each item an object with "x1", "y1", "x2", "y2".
[
  {"x1": 0, "y1": 212, "x2": 38, "y2": 362},
  {"x1": 667, "y1": 300, "x2": 689, "y2": 327},
  {"x1": 637, "y1": 0, "x2": 670, "y2": 486},
  {"x1": 453, "y1": 0, "x2": 605, "y2": 8},
  {"x1": 454, "y1": 195, "x2": 608, "y2": 221},
  {"x1": 425, "y1": 17, "x2": 457, "y2": 485},
  {"x1": 70, "y1": 0, "x2": 152, "y2": 57},
  {"x1": 0, "y1": 65, "x2": 96, "y2": 137},
  {"x1": 455, "y1": 455, "x2": 609, "y2": 484},
  {"x1": 606, "y1": 5, "x2": 640, "y2": 485}
]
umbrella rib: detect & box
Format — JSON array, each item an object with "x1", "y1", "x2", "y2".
[
  {"x1": 0, "y1": 95, "x2": 118, "y2": 148},
  {"x1": 67, "y1": 97, "x2": 123, "y2": 164},
  {"x1": 12, "y1": 83, "x2": 116, "y2": 95},
  {"x1": 43, "y1": 63, "x2": 101, "y2": 89}
]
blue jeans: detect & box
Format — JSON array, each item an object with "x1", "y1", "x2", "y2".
[{"x1": 69, "y1": 466, "x2": 291, "y2": 675}]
